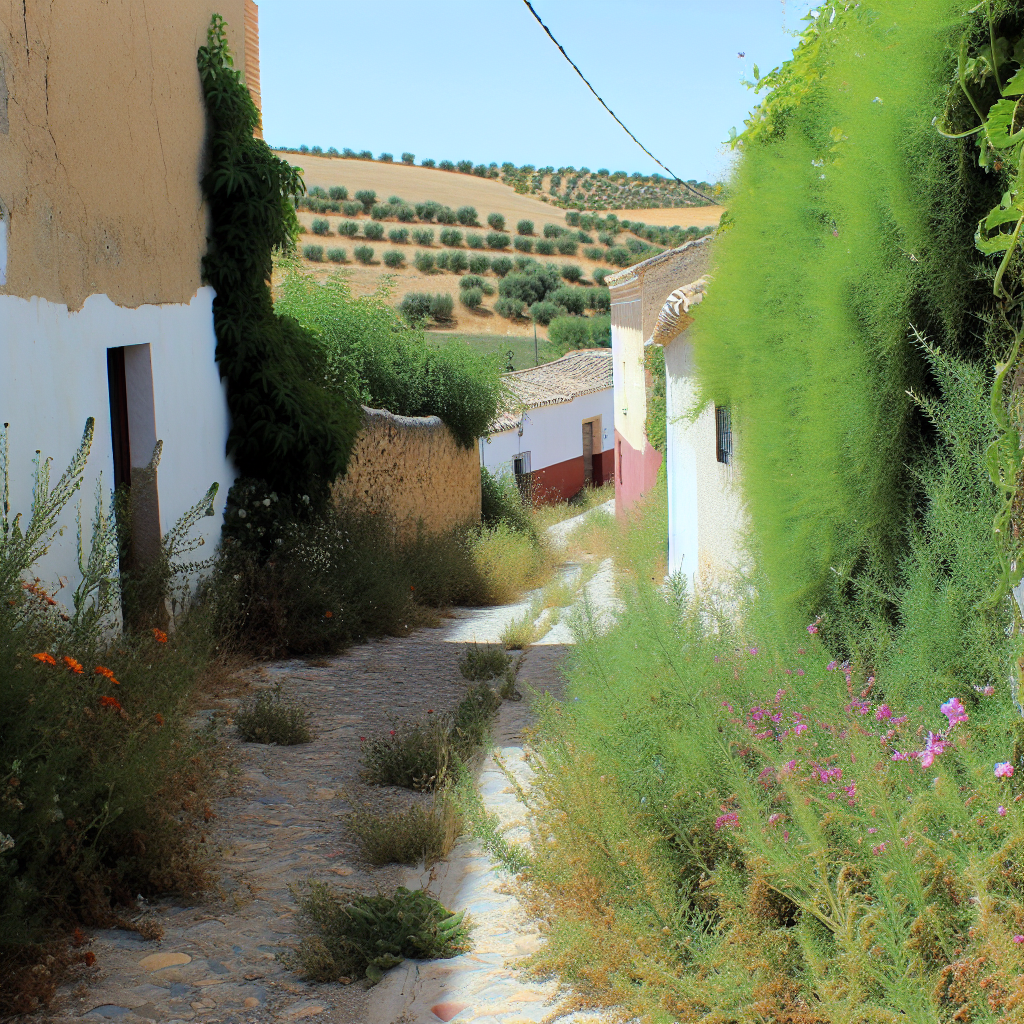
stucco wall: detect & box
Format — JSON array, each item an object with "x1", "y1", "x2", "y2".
[
  {"x1": 0, "y1": 0, "x2": 248, "y2": 311},
  {"x1": 334, "y1": 407, "x2": 481, "y2": 540},
  {"x1": 664, "y1": 329, "x2": 746, "y2": 592}
]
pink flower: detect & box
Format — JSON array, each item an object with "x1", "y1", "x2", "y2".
[
  {"x1": 871, "y1": 842, "x2": 887, "y2": 855},
  {"x1": 827, "y1": 660, "x2": 838, "y2": 671},
  {"x1": 749, "y1": 647, "x2": 758, "y2": 656},
  {"x1": 1014, "y1": 935, "x2": 1024, "y2": 944},
  {"x1": 807, "y1": 624, "x2": 818, "y2": 634},
  {"x1": 867, "y1": 827, "x2": 878, "y2": 833},
  {"x1": 982, "y1": 685, "x2": 995, "y2": 696},
  {"x1": 796, "y1": 668, "x2": 805, "y2": 676},
  {"x1": 999, "y1": 805, "x2": 1008, "y2": 817},
  {"x1": 918, "y1": 732, "x2": 948, "y2": 769},
  {"x1": 714, "y1": 812, "x2": 739, "y2": 831},
  {"x1": 794, "y1": 722, "x2": 808, "y2": 735},
  {"x1": 996, "y1": 762, "x2": 1015, "y2": 778},
  {"x1": 940, "y1": 697, "x2": 968, "y2": 728},
  {"x1": 875, "y1": 704, "x2": 892, "y2": 721},
  {"x1": 767, "y1": 813, "x2": 785, "y2": 826}
]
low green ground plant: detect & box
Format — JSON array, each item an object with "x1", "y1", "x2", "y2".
[
  {"x1": 235, "y1": 685, "x2": 312, "y2": 744},
  {"x1": 293, "y1": 883, "x2": 468, "y2": 985},
  {"x1": 458, "y1": 643, "x2": 510, "y2": 681},
  {"x1": 343, "y1": 799, "x2": 460, "y2": 866}
]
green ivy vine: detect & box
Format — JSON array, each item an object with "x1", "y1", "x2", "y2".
[{"x1": 197, "y1": 15, "x2": 359, "y2": 502}]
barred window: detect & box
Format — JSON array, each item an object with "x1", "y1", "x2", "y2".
[{"x1": 715, "y1": 406, "x2": 732, "y2": 465}]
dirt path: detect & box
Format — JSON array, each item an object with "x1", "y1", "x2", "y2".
[{"x1": 42, "y1": 510, "x2": 613, "y2": 1024}]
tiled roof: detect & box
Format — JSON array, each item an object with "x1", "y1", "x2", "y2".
[
  {"x1": 488, "y1": 348, "x2": 613, "y2": 433},
  {"x1": 605, "y1": 234, "x2": 714, "y2": 289}
]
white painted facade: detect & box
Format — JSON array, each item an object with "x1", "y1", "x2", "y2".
[
  {"x1": 478, "y1": 388, "x2": 613, "y2": 476},
  {"x1": 663, "y1": 327, "x2": 746, "y2": 595},
  {"x1": 0, "y1": 288, "x2": 233, "y2": 598}
]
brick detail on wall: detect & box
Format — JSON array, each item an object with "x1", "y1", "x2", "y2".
[
  {"x1": 332, "y1": 407, "x2": 481, "y2": 541},
  {"x1": 243, "y1": 0, "x2": 262, "y2": 138}
]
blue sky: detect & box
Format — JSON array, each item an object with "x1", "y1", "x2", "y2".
[{"x1": 257, "y1": 1, "x2": 816, "y2": 184}]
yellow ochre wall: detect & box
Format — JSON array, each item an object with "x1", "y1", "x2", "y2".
[
  {"x1": 333, "y1": 408, "x2": 482, "y2": 541},
  {"x1": 0, "y1": 0, "x2": 252, "y2": 311}
]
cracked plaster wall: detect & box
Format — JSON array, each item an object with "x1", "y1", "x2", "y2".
[{"x1": 0, "y1": 0, "x2": 248, "y2": 311}]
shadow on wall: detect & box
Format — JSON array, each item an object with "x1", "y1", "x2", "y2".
[{"x1": 332, "y1": 406, "x2": 482, "y2": 542}]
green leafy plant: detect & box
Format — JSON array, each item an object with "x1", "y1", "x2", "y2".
[
  {"x1": 395, "y1": 204, "x2": 416, "y2": 223},
  {"x1": 466, "y1": 233, "x2": 485, "y2": 250},
  {"x1": 382, "y1": 249, "x2": 405, "y2": 268},
  {"x1": 543, "y1": 223, "x2": 565, "y2": 238},
  {"x1": 197, "y1": 16, "x2": 358, "y2": 499},
  {"x1": 344, "y1": 799, "x2": 460, "y2": 866},
  {"x1": 327, "y1": 247, "x2": 346, "y2": 263},
  {"x1": 456, "y1": 205, "x2": 478, "y2": 226},
  {"x1": 439, "y1": 227, "x2": 463, "y2": 247},
  {"x1": 328, "y1": 186, "x2": 348, "y2": 201},
  {"x1": 447, "y1": 250, "x2": 469, "y2": 273},
  {"x1": 536, "y1": 239, "x2": 556, "y2": 256},
  {"x1": 235, "y1": 684, "x2": 312, "y2": 744},
  {"x1": 387, "y1": 228, "x2": 409, "y2": 244},
  {"x1": 458, "y1": 642, "x2": 510, "y2": 680},
  {"x1": 560, "y1": 263, "x2": 583, "y2": 283},
  {"x1": 487, "y1": 212, "x2": 506, "y2": 231},
  {"x1": 548, "y1": 315, "x2": 592, "y2": 351},
  {"x1": 430, "y1": 292, "x2": 455, "y2": 319},
  {"x1": 516, "y1": 219, "x2": 534, "y2": 235},
  {"x1": 486, "y1": 231, "x2": 510, "y2": 250},
  {"x1": 353, "y1": 244, "x2": 374, "y2": 264},
  {"x1": 514, "y1": 235, "x2": 534, "y2": 252},
  {"x1": 460, "y1": 287, "x2": 484, "y2": 309},
  {"x1": 412, "y1": 228, "x2": 434, "y2": 246},
  {"x1": 435, "y1": 250, "x2": 452, "y2": 271},
  {"x1": 469, "y1": 253, "x2": 490, "y2": 274},
  {"x1": 556, "y1": 236, "x2": 578, "y2": 256},
  {"x1": 495, "y1": 296, "x2": 525, "y2": 319},
  {"x1": 370, "y1": 203, "x2": 392, "y2": 221},
  {"x1": 436, "y1": 205, "x2": 458, "y2": 224},
  {"x1": 354, "y1": 189, "x2": 376, "y2": 212},
  {"x1": 378, "y1": 152, "x2": 393, "y2": 162},
  {"x1": 459, "y1": 274, "x2": 493, "y2": 294},
  {"x1": 303, "y1": 244, "x2": 324, "y2": 262},
  {"x1": 311, "y1": 217, "x2": 330, "y2": 236},
  {"x1": 337, "y1": 220, "x2": 360, "y2": 237},
  {"x1": 413, "y1": 251, "x2": 435, "y2": 273},
  {"x1": 363, "y1": 222, "x2": 384, "y2": 240},
  {"x1": 583, "y1": 246, "x2": 605, "y2": 261},
  {"x1": 592, "y1": 267, "x2": 611, "y2": 286},
  {"x1": 401, "y1": 152, "x2": 415, "y2": 164},
  {"x1": 342, "y1": 200, "x2": 362, "y2": 216},
  {"x1": 530, "y1": 300, "x2": 559, "y2": 325},
  {"x1": 294, "y1": 883, "x2": 469, "y2": 985}
]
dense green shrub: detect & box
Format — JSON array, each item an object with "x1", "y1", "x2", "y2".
[
  {"x1": 597, "y1": 231, "x2": 615, "y2": 245},
  {"x1": 436, "y1": 206, "x2": 458, "y2": 224},
  {"x1": 555, "y1": 236, "x2": 578, "y2": 256},
  {"x1": 460, "y1": 287, "x2": 483, "y2": 309},
  {"x1": 382, "y1": 250, "x2": 405, "y2": 268},
  {"x1": 592, "y1": 267, "x2": 611, "y2": 286},
  {"x1": 401, "y1": 152, "x2": 415, "y2": 164},
  {"x1": 435, "y1": 250, "x2": 452, "y2": 271},
  {"x1": 370, "y1": 203, "x2": 392, "y2": 221},
  {"x1": 197, "y1": 17, "x2": 359, "y2": 498},
  {"x1": 494, "y1": 296, "x2": 524, "y2": 319},
  {"x1": 388, "y1": 228, "x2": 410, "y2": 244},
  {"x1": 439, "y1": 159, "x2": 455, "y2": 171},
  {"x1": 357, "y1": 150, "x2": 373, "y2": 160},
  {"x1": 466, "y1": 233, "x2": 485, "y2": 250},
  {"x1": 363, "y1": 222, "x2": 384, "y2": 240},
  {"x1": 586, "y1": 286, "x2": 610, "y2": 311},
  {"x1": 606, "y1": 245, "x2": 631, "y2": 266},
  {"x1": 456, "y1": 206, "x2": 478, "y2": 226},
  {"x1": 378, "y1": 152, "x2": 393, "y2": 162},
  {"x1": 560, "y1": 263, "x2": 582, "y2": 283},
  {"x1": 551, "y1": 287, "x2": 585, "y2": 315},
  {"x1": 413, "y1": 251, "x2": 435, "y2": 273},
  {"x1": 468, "y1": 253, "x2": 490, "y2": 275},
  {"x1": 328, "y1": 186, "x2": 348, "y2": 201},
  {"x1": 354, "y1": 189, "x2": 376, "y2": 212},
  {"x1": 489, "y1": 256, "x2": 512, "y2": 278},
  {"x1": 327, "y1": 247, "x2": 347, "y2": 263},
  {"x1": 236, "y1": 686, "x2": 312, "y2": 744},
  {"x1": 543, "y1": 223, "x2": 565, "y2": 238},
  {"x1": 353, "y1": 245, "x2": 374, "y2": 264},
  {"x1": 460, "y1": 273, "x2": 486, "y2": 290},
  {"x1": 516, "y1": 219, "x2": 534, "y2": 235},
  {"x1": 398, "y1": 292, "x2": 432, "y2": 320},
  {"x1": 587, "y1": 312, "x2": 610, "y2": 346},
  {"x1": 439, "y1": 227, "x2": 463, "y2": 247},
  {"x1": 309, "y1": 185, "x2": 327, "y2": 198},
  {"x1": 457, "y1": 160, "x2": 473, "y2": 174},
  {"x1": 447, "y1": 250, "x2": 469, "y2": 273},
  {"x1": 575, "y1": 231, "x2": 593, "y2": 243},
  {"x1": 513, "y1": 235, "x2": 533, "y2": 253},
  {"x1": 429, "y1": 292, "x2": 454, "y2": 321},
  {"x1": 565, "y1": 210, "x2": 580, "y2": 226},
  {"x1": 481, "y1": 467, "x2": 534, "y2": 534},
  {"x1": 303, "y1": 243, "x2": 324, "y2": 261},
  {"x1": 395, "y1": 204, "x2": 417, "y2": 222},
  {"x1": 486, "y1": 232, "x2": 510, "y2": 250},
  {"x1": 344, "y1": 801, "x2": 457, "y2": 867},
  {"x1": 499, "y1": 264, "x2": 560, "y2": 306},
  {"x1": 583, "y1": 246, "x2": 604, "y2": 261},
  {"x1": 487, "y1": 212, "x2": 506, "y2": 231},
  {"x1": 536, "y1": 239, "x2": 556, "y2": 256},
  {"x1": 530, "y1": 301, "x2": 560, "y2": 325},
  {"x1": 337, "y1": 220, "x2": 360, "y2": 237},
  {"x1": 421, "y1": 158, "x2": 436, "y2": 167},
  {"x1": 513, "y1": 256, "x2": 536, "y2": 272},
  {"x1": 412, "y1": 228, "x2": 434, "y2": 246},
  {"x1": 547, "y1": 315, "x2": 591, "y2": 351},
  {"x1": 311, "y1": 217, "x2": 330, "y2": 235},
  {"x1": 342, "y1": 200, "x2": 362, "y2": 216}
]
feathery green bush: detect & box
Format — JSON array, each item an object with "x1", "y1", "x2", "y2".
[
  {"x1": 354, "y1": 189, "x2": 376, "y2": 212},
  {"x1": 514, "y1": 235, "x2": 533, "y2": 252},
  {"x1": 353, "y1": 245, "x2": 374, "y2": 264},
  {"x1": 302, "y1": 244, "x2": 324, "y2": 262},
  {"x1": 412, "y1": 228, "x2": 434, "y2": 246},
  {"x1": 382, "y1": 250, "x2": 405, "y2": 268},
  {"x1": 466, "y1": 233, "x2": 485, "y2": 250},
  {"x1": 555, "y1": 236, "x2": 578, "y2": 256},
  {"x1": 337, "y1": 220, "x2": 359, "y2": 237},
  {"x1": 494, "y1": 296, "x2": 524, "y2": 319},
  {"x1": 413, "y1": 251, "x2": 435, "y2": 273},
  {"x1": 327, "y1": 247, "x2": 346, "y2": 263},
  {"x1": 435, "y1": 250, "x2": 452, "y2": 271},
  {"x1": 529, "y1": 301, "x2": 559, "y2": 325},
  {"x1": 487, "y1": 212, "x2": 506, "y2": 231},
  {"x1": 456, "y1": 206, "x2": 478, "y2": 226},
  {"x1": 370, "y1": 203, "x2": 392, "y2": 221},
  {"x1": 342, "y1": 200, "x2": 362, "y2": 216},
  {"x1": 516, "y1": 219, "x2": 534, "y2": 235},
  {"x1": 550, "y1": 287, "x2": 585, "y2": 315},
  {"x1": 363, "y1": 222, "x2": 384, "y2": 240},
  {"x1": 311, "y1": 217, "x2": 330, "y2": 235},
  {"x1": 436, "y1": 206, "x2": 458, "y2": 224},
  {"x1": 447, "y1": 250, "x2": 469, "y2": 274},
  {"x1": 328, "y1": 186, "x2": 348, "y2": 201},
  {"x1": 486, "y1": 232, "x2": 510, "y2": 250},
  {"x1": 559, "y1": 263, "x2": 582, "y2": 283},
  {"x1": 583, "y1": 246, "x2": 605, "y2": 261},
  {"x1": 388, "y1": 228, "x2": 410, "y2": 244},
  {"x1": 543, "y1": 223, "x2": 565, "y2": 238},
  {"x1": 460, "y1": 287, "x2": 483, "y2": 309},
  {"x1": 535, "y1": 239, "x2": 556, "y2": 256},
  {"x1": 439, "y1": 228, "x2": 463, "y2": 247},
  {"x1": 429, "y1": 292, "x2": 455, "y2": 321},
  {"x1": 489, "y1": 256, "x2": 513, "y2": 278},
  {"x1": 469, "y1": 254, "x2": 490, "y2": 275}
]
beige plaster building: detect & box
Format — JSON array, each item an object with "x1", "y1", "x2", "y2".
[{"x1": 0, "y1": 0, "x2": 259, "y2": 595}]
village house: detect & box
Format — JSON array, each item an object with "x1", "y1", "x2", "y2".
[
  {"x1": 608, "y1": 237, "x2": 744, "y2": 592},
  {"x1": 479, "y1": 349, "x2": 614, "y2": 504},
  {"x1": 0, "y1": 1, "x2": 262, "y2": 596}
]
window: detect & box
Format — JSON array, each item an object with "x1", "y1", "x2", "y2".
[
  {"x1": 715, "y1": 405, "x2": 732, "y2": 465},
  {"x1": 513, "y1": 452, "x2": 532, "y2": 503}
]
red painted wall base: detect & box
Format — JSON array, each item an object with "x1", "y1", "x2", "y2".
[
  {"x1": 530, "y1": 448, "x2": 615, "y2": 505},
  {"x1": 614, "y1": 428, "x2": 662, "y2": 517}
]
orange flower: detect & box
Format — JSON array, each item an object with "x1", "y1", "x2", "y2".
[
  {"x1": 99, "y1": 695, "x2": 122, "y2": 711},
  {"x1": 32, "y1": 652, "x2": 57, "y2": 666},
  {"x1": 63, "y1": 656, "x2": 83, "y2": 674},
  {"x1": 152, "y1": 628, "x2": 168, "y2": 643},
  {"x1": 94, "y1": 666, "x2": 120, "y2": 685},
  {"x1": 154, "y1": 713, "x2": 164, "y2": 726},
  {"x1": 83, "y1": 951, "x2": 96, "y2": 967},
  {"x1": 324, "y1": 610, "x2": 334, "y2": 619}
]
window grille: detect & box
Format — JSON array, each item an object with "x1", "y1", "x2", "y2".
[
  {"x1": 513, "y1": 452, "x2": 532, "y2": 503},
  {"x1": 715, "y1": 406, "x2": 732, "y2": 465}
]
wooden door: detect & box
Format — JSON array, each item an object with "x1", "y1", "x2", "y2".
[{"x1": 582, "y1": 421, "x2": 594, "y2": 485}]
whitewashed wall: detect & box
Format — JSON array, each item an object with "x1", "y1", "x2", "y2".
[
  {"x1": 0, "y1": 287, "x2": 233, "y2": 601},
  {"x1": 479, "y1": 388, "x2": 614, "y2": 474},
  {"x1": 663, "y1": 331, "x2": 745, "y2": 593}
]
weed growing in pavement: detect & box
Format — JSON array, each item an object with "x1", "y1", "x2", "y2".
[
  {"x1": 459, "y1": 643, "x2": 510, "y2": 681},
  {"x1": 293, "y1": 883, "x2": 469, "y2": 985},
  {"x1": 235, "y1": 684, "x2": 312, "y2": 745},
  {"x1": 343, "y1": 797, "x2": 461, "y2": 866}
]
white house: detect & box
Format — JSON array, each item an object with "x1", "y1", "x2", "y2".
[
  {"x1": 480, "y1": 349, "x2": 614, "y2": 503},
  {"x1": 608, "y1": 239, "x2": 745, "y2": 594},
  {"x1": 0, "y1": 1, "x2": 262, "y2": 600}
]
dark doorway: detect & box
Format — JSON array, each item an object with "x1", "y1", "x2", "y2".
[
  {"x1": 582, "y1": 421, "x2": 594, "y2": 485},
  {"x1": 107, "y1": 347, "x2": 132, "y2": 490}
]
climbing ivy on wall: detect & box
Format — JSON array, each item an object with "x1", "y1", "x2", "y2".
[{"x1": 197, "y1": 15, "x2": 359, "y2": 500}]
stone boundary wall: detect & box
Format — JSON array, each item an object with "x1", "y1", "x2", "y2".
[{"x1": 332, "y1": 406, "x2": 481, "y2": 541}]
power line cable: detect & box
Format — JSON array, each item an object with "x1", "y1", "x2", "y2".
[{"x1": 521, "y1": 0, "x2": 716, "y2": 204}]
